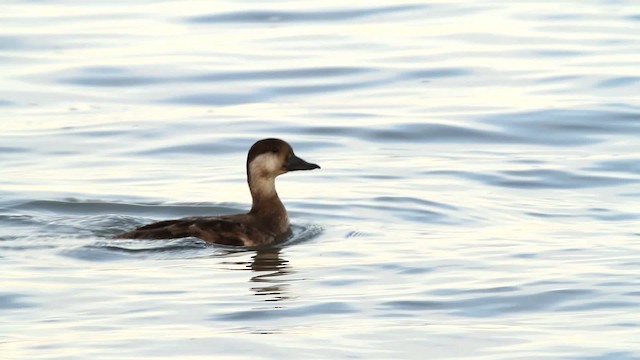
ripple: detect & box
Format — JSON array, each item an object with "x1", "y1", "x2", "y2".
[
  {"x1": 381, "y1": 289, "x2": 595, "y2": 317},
  {"x1": 426, "y1": 169, "x2": 637, "y2": 189},
  {"x1": 54, "y1": 65, "x2": 372, "y2": 88},
  {"x1": 161, "y1": 77, "x2": 387, "y2": 105},
  {"x1": 0, "y1": 214, "x2": 39, "y2": 226},
  {"x1": 355, "y1": 196, "x2": 464, "y2": 224},
  {"x1": 0, "y1": 33, "x2": 121, "y2": 52},
  {"x1": 576, "y1": 352, "x2": 640, "y2": 360},
  {"x1": 531, "y1": 49, "x2": 585, "y2": 57},
  {"x1": 161, "y1": 91, "x2": 265, "y2": 106},
  {"x1": 587, "y1": 158, "x2": 640, "y2": 175},
  {"x1": 268, "y1": 78, "x2": 388, "y2": 96},
  {"x1": 596, "y1": 76, "x2": 640, "y2": 88},
  {"x1": 282, "y1": 224, "x2": 324, "y2": 247},
  {"x1": 41, "y1": 60, "x2": 478, "y2": 108},
  {"x1": 0, "y1": 35, "x2": 30, "y2": 50},
  {"x1": 534, "y1": 75, "x2": 583, "y2": 84},
  {"x1": 0, "y1": 293, "x2": 34, "y2": 309},
  {"x1": 558, "y1": 301, "x2": 638, "y2": 311},
  {"x1": 310, "y1": 196, "x2": 461, "y2": 224},
  {"x1": 193, "y1": 67, "x2": 371, "y2": 82},
  {"x1": 400, "y1": 67, "x2": 473, "y2": 80},
  {"x1": 373, "y1": 196, "x2": 458, "y2": 211},
  {"x1": 187, "y1": 5, "x2": 425, "y2": 24},
  {"x1": 279, "y1": 122, "x2": 515, "y2": 143},
  {"x1": 134, "y1": 137, "x2": 248, "y2": 156},
  {"x1": 68, "y1": 237, "x2": 209, "y2": 259},
  {"x1": 10, "y1": 199, "x2": 242, "y2": 217},
  {"x1": 482, "y1": 109, "x2": 640, "y2": 146},
  {"x1": 62, "y1": 74, "x2": 164, "y2": 87},
  {"x1": 215, "y1": 301, "x2": 357, "y2": 321}
]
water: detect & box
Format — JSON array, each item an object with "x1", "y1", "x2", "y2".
[{"x1": 2, "y1": 0, "x2": 640, "y2": 358}]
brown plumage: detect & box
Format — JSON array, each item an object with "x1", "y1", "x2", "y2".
[{"x1": 115, "y1": 138, "x2": 320, "y2": 246}]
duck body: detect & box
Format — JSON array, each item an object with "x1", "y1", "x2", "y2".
[
  {"x1": 115, "y1": 214, "x2": 286, "y2": 247},
  {"x1": 115, "y1": 138, "x2": 320, "y2": 246}
]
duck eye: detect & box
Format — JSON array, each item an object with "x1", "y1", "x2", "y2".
[{"x1": 271, "y1": 148, "x2": 279, "y2": 154}]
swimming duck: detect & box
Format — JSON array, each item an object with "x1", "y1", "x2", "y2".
[{"x1": 115, "y1": 138, "x2": 320, "y2": 246}]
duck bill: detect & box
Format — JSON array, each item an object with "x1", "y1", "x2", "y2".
[{"x1": 287, "y1": 154, "x2": 320, "y2": 171}]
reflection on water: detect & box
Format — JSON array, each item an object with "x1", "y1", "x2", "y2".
[
  {"x1": 223, "y1": 247, "x2": 293, "y2": 302},
  {"x1": 249, "y1": 248, "x2": 292, "y2": 302}
]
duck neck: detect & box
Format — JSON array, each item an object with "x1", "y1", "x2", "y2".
[{"x1": 248, "y1": 176, "x2": 286, "y2": 218}]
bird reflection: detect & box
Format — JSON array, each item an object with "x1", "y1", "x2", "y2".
[
  {"x1": 249, "y1": 247, "x2": 292, "y2": 301},
  {"x1": 221, "y1": 246, "x2": 293, "y2": 301}
]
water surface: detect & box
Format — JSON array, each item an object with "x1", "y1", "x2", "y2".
[{"x1": 2, "y1": 0, "x2": 640, "y2": 359}]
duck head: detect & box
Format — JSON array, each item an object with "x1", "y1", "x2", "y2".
[{"x1": 246, "y1": 138, "x2": 320, "y2": 179}]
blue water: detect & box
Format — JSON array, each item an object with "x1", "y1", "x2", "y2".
[{"x1": 2, "y1": 1, "x2": 640, "y2": 359}]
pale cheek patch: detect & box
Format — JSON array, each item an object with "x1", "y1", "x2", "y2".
[
  {"x1": 249, "y1": 153, "x2": 283, "y2": 176},
  {"x1": 249, "y1": 153, "x2": 282, "y2": 197}
]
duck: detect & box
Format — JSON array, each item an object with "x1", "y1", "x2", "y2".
[{"x1": 115, "y1": 138, "x2": 320, "y2": 246}]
